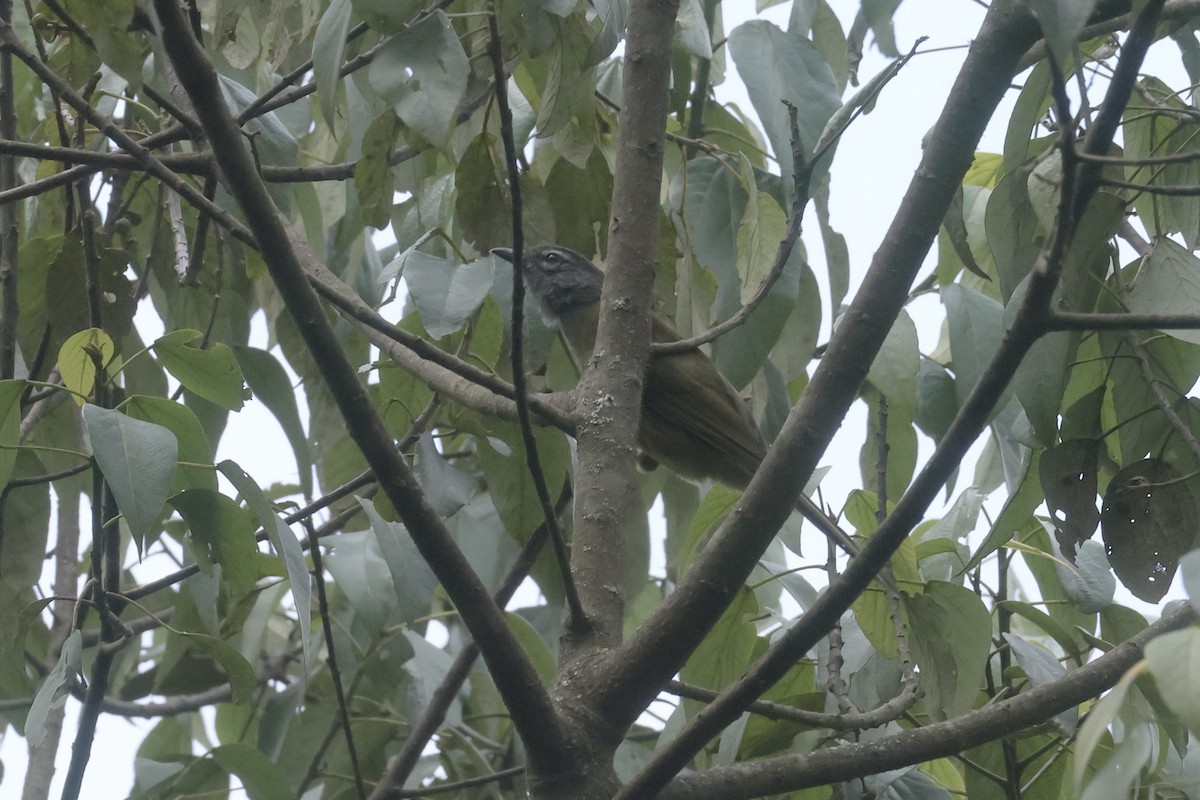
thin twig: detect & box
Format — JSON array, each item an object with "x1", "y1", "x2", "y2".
[
  {"x1": 651, "y1": 104, "x2": 812, "y2": 355},
  {"x1": 486, "y1": 4, "x2": 585, "y2": 629},
  {"x1": 0, "y1": 0, "x2": 17, "y2": 380},
  {"x1": 308, "y1": 519, "x2": 367, "y2": 800}
]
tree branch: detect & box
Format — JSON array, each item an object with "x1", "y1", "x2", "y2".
[
  {"x1": 0, "y1": 0, "x2": 17, "y2": 381},
  {"x1": 657, "y1": 603, "x2": 1196, "y2": 799},
  {"x1": 556, "y1": 0, "x2": 680, "y2": 665},
  {"x1": 487, "y1": 8, "x2": 583, "y2": 629},
  {"x1": 368, "y1": 485, "x2": 569, "y2": 800},
  {"x1": 150, "y1": 0, "x2": 574, "y2": 769},
  {"x1": 592, "y1": 0, "x2": 1047, "y2": 739}
]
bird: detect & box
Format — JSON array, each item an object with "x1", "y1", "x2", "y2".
[{"x1": 491, "y1": 245, "x2": 860, "y2": 559}]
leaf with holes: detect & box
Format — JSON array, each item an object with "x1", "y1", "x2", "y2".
[
  {"x1": 1101, "y1": 458, "x2": 1197, "y2": 602},
  {"x1": 367, "y1": 11, "x2": 468, "y2": 146},
  {"x1": 1040, "y1": 438, "x2": 1101, "y2": 561}
]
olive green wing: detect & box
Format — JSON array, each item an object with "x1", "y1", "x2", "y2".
[{"x1": 640, "y1": 320, "x2": 766, "y2": 488}]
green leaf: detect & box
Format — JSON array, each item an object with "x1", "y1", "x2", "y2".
[
  {"x1": 83, "y1": 404, "x2": 178, "y2": 554},
  {"x1": 728, "y1": 20, "x2": 840, "y2": 191},
  {"x1": 25, "y1": 630, "x2": 80, "y2": 747},
  {"x1": 859, "y1": 386, "x2": 918, "y2": 503},
  {"x1": 62, "y1": 0, "x2": 146, "y2": 86},
  {"x1": 999, "y1": 600, "x2": 1084, "y2": 665},
  {"x1": 851, "y1": 584, "x2": 898, "y2": 658},
  {"x1": 1182, "y1": 549, "x2": 1200, "y2": 614},
  {"x1": 57, "y1": 327, "x2": 115, "y2": 403},
  {"x1": 680, "y1": 587, "x2": 757, "y2": 695},
  {"x1": 1028, "y1": 0, "x2": 1099, "y2": 66},
  {"x1": 231, "y1": 346, "x2": 312, "y2": 496},
  {"x1": 586, "y1": 0, "x2": 628, "y2": 65},
  {"x1": 505, "y1": 611, "x2": 556, "y2": 686},
  {"x1": 153, "y1": 330, "x2": 247, "y2": 411},
  {"x1": 350, "y1": 0, "x2": 422, "y2": 31},
  {"x1": 123, "y1": 396, "x2": 217, "y2": 493},
  {"x1": 210, "y1": 743, "x2": 292, "y2": 800},
  {"x1": 1126, "y1": 238, "x2": 1200, "y2": 346},
  {"x1": 312, "y1": 0, "x2": 352, "y2": 130},
  {"x1": 1073, "y1": 667, "x2": 1136, "y2": 789},
  {"x1": 454, "y1": 133, "x2": 509, "y2": 252},
  {"x1": 322, "y1": 531, "x2": 399, "y2": 635},
  {"x1": 768, "y1": 261, "x2": 822, "y2": 385},
  {"x1": 848, "y1": 0, "x2": 902, "y2": 60},
  {"x1": 170, "y1": 489, "x2": 260, "y2": 598},
  {"x1": 718, "y1": 189, "x2": 794, "y2": 388},
  {"x1": 1122, "y1": 78, "x2": 1200, "y2": 248},
  {"x1": 184, "y1": 634, "x2": 257, "y2": 705},
  {"x1": 1039, "y1": 438, "x2": 1100, "y2": 560},
  {"x1": 404, "y1": 252, "x2": 494, "y2": 339},
  {"x1": 942, "y1": 284, "x2": 1006, "y2": 409},
  {"x1": 216, "y1": 76, "x2": 299, "y2": 214},
  {"x1": 414, "y1": 434, "x2": 475, "y2": 518},
  {"x1": 675, "y1": 0, "x2": 712, "y2": 59},
  {"x1": 544, "y1": 149, "x2": 614, "y2": 255},
  {"x1": 1100, "y1": 458, "x2": 1197, "y2": 603},
  {"x1": 475, "y1": 422, "x2": 568, "y2": 544},
  {"x1": 368, "y1": 11, "x2": 468, "y2": 146},
  {"x1": 1012, "y1": 328, "x2": 1075, "y2": 446},
  {"x1": 378, "y1": 360, "x2": 436, "y2": 438},
  {"x1": 904, "y1": 581, "x2": 992, "y2": 719},
  {"x1": 358, "y1": 498, "x2": 438, "y2": 626},
  {"x1": 0, "y1": 380, "x2": 26, "y2": 490},
  {"x1": 1145, "y1": 628, "x2": 1200, "y2": 738},
  {"x1": 354, "y1": 112, "x2": 400, "y2": 229},
  {"x1": 816, "y1": 40, "x2": 916, "y2": 158},
  {"x1": 985, "y1": 168, "x2": 1042, "y2": 301},
  {"x1": 915, "y1": 487, "x2": 982, "y2": 584},
  {"x1": 535, "y1": 13, "x2": 597, "y2": 137},
  {"x1": 914, "y1": 358, "x2": 958, "y2": 443},
  {"x1": 866, "y1": 309, "x2": 919, "y2": 418},
  {"x1": 1, "y1": 453, "x2": 51, "y2": 587},
  {"x1": 677, "y1": 484, "x2": 740, "y2": 576},
  {"x1": 402, "y1": 631, "x2": 461, "y2": 725},
  {"x1": 1056, "y1": 540, "x2": 1115, "y2": 614},
  {"x1": 1003, "y1": 633, "x2": 1076, "y2": 734},
  {"x1": 218, "y1": 460, "x2": 313, "y2": 675},
  {"x1": 1101, "y1": 330, "x2": 1200, "y2": 465}
]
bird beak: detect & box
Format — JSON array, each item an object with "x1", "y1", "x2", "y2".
[{"x1": 490, "y1": 248, "x2": 514, "y2": 263}]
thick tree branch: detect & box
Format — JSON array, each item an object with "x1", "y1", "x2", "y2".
[
  {"x1": 658, "y1": 603, "x2": 1196, "y2": 799},
  {"x1": 592, "y1": 0, "x2": 1046, "y2": 736},
  {"x1": 558, "y1": 0, "x2": 680, "y2": 661},
  {"x1": 150, "y1": 0, "x2": 574, "y2": 770}
]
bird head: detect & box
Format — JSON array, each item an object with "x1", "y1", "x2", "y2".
[{"x1": 491, "y1": 245, "x2": 604, "y2": 323}]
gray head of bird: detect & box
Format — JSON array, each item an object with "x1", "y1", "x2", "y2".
[{"x1": 491, "y1": 246, "x2": 604, "y2": 324}]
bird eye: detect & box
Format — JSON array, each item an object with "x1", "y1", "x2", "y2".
[{"x1": 544, "y1": 252, "x2": 560, "y2": 263}]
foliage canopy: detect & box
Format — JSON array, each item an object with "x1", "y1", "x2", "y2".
[{"x1": 3, "y1": 1, "x2": 1200, "y2": 799}]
